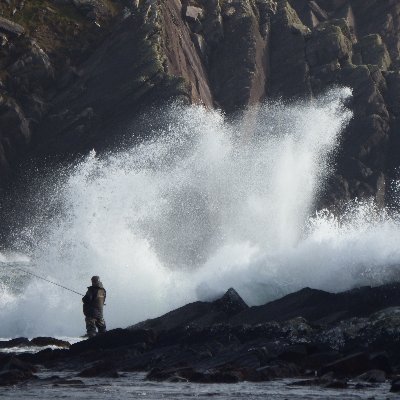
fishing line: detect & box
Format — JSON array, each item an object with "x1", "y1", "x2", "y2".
[{"x1": 10, "y1": 266, "x2": 84, "y2": 296}]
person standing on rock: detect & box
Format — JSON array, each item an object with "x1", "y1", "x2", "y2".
[{"x1": 82, "y1": 276, "x2": 107, "y2": 338}]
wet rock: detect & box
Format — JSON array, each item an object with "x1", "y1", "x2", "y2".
[
  {"x1": 0, "y1": 337, "x2": 30, "y2": 349},
  {"x1": 278, "y1": 344, "x2": 308, "y2": 362},
  {"x1": 78, "y1": 360, "x2": 119, "y2": 378},
  {"x1": 2, "y1": 357, "x2": 37, "y2": 373},
  {"x1": 0, "y1": 369, "x2": 35, "y2": 386},
  {"x1": 319, "y1": 352, "x2": 370, "y2": 376},
  {"x1": 53, "y1": 378, "x2": 85, "y2": 386},
  {"x1": 147, "y1": 367, "x2": 241, "y2": 383},
  {"x1": 0, "y1": 356, "x2": 37, "y2": 386},
  {"x1": 355, "y1": 369, "x2": 386, "y2": 383},
  {"x1": 391, "y1": 378, "x2": 400, "y2": 393},
  {"x1": 255, "y1": 362, "x2": 300, "y2": 380},
  {"x1": 290, "y1": 371, "x2": 348, "y2": 389},
  {"x1": 301, "y1": 351, "x2": 342, "y2": 370},
  {"x1": 368, "y1": 352, "x2": 392, "y2": 374},
  {"x1": 70, "y1": 328, "x2": 156, "y2": 354},
  {"x1": 2, "y1": 283, "x2": 399, "y2": 389},
  {"x1": 30, "y1": 337, "x2": 70, "y2": 348}
]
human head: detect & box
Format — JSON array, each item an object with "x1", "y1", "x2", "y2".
[{"x1": 91, "y1": 276, "x2": 100, "y2": 285}]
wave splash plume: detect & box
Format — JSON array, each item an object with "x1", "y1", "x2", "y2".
[{"x1": 1, "y1": 88, "x2": 399, "y2": 337}]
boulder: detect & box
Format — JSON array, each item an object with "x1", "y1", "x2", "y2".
[
  {"x1": 0, "y1": 369, "x2": 35, "y2": 386},
  {"x1": 306, "y1": 22, "x2": 352, "y2": 68},
  {"x1": 70, "y1": 328, "x2": 156, "y2": 355},
  {"x1": 30, "y1": 337, "x2": 70, "y2": 348},
  {"x1": 391, "y1": 378, "x2": 400, "y2": 393},
  {"x1": 355, "y1": 369, "x2": 386, "y2": 383},
  {"x1": 0, "y1": 337, "x2": 30, "y2": 349}
]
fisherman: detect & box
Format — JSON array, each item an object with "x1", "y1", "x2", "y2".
[{"x1": 82, "y1": 276, "x2": 107, "y2": 338}]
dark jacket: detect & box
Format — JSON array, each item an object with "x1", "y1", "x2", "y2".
[{"x1": 82, "y1": 282, "x2": 106, "y2": 318}]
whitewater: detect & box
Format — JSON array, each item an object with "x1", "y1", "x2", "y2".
[{"x1": 1, "y1": 87, "x2": 400, "y2": 338}]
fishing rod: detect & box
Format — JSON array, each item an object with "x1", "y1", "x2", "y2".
[{"x1": 14, "y1": 266, "x2": 84, "y2": 297}]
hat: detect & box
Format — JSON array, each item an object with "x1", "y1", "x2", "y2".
[{"x1": 91, "y1": 276, "x2": 100, "y2": 283}]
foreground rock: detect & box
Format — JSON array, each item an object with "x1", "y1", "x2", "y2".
[
  {"x1": 1, "y1": 283, "x2": 398, "y2": 392},
  {"x1": 0, "y1": 337, "x2": 70, "y2": 349}
]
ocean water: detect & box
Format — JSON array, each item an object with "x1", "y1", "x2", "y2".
[
  {"x1": 0, "y1": 372, "x2": 396, "y2": 400},
  {"x1": 1, "y1": 88, "x2": 400, "y2": 339}
]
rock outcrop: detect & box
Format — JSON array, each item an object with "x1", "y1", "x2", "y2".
[
  {"x1": 1, "y1": 284, "x2": 399, "y2": 391},
  {"x1": 0, "y1": 0, "x2": 399, "y2": 222}
]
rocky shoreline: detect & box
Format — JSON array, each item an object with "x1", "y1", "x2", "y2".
[{"x1": 0, "y1": 283, "x2": 399, "y2": 394}]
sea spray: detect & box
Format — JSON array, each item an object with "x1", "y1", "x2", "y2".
[{"x1": 2, "y1": 87, "x2": 398, "y2": 338}]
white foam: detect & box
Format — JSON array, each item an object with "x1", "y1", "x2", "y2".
[{"x1": 2, "y1": 88, "x2": 398, "y2": 338}]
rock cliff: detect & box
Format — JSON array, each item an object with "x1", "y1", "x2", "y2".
[{"x1": 0, "y1": 0, "x2": 399, "y2": 211}]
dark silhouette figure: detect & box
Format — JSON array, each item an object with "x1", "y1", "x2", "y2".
[{"x1": 82, "y1": 276, "x2": 107, "y2": 337}]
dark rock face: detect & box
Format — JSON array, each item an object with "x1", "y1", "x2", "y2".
[
  {"x1": 129, "y1": 288, "x2": 248, "y2": 332},
  {"x1": 0, "y1": 0, "x2": 398, "y2": 217},
  {"x1": 230, "y1": 283, "x2": 400, "y2": 325}
]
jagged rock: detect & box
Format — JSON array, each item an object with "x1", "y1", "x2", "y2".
[
  {"x1": 0, "y1": 283, "x2": 397, "y2": 389},
  {"x1": 213, "y1": 288, "x2": 249, "y2": 316},
  {"x1": 306, "y1": 22, "x2": 352, "y2": 68},
  {"x1": 130, "y1": 288, "x2": 248, "y2": 332},
  {"x1": 230, "y1": 284, "x2": 400, "y2": 326},
  {"x1": 269, "y1": 0, "x2": 311, "y2": 98},
  {"x1": 0, "y1": 17, "x2": 24, "y2": 36},
  {"x1": 354, "y1": 34, "x2": 392, "y2": 70},
  {"x1": 207, "y1": 0, "x2": 269, "y2": 112}
]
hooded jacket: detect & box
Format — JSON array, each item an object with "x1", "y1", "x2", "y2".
[{"x1": 82, "y1": 281, "x2": 106, "y2": 318}]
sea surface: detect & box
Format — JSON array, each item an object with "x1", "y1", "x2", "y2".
[{"x1": 0, "y1": 371, "x2": 396, "y2": 400}]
